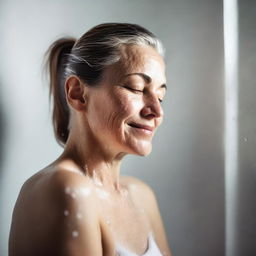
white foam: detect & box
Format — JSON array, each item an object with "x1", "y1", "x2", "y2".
[
  {"x1": 65, "y1": 187, "x2": 71, "y2": 194},
  {"x1": 72, "y1": 230, "x2": 79, "y2": 238},
  {"x1": 76, "y1": 213, "x2": 82, "y2": 219},
  {"x1": 64, "y1": 210, "x2": 69, "y2": 216}
]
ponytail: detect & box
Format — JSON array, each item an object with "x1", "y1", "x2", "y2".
[{"x1": 44, "y1": 37, "x2": 76, "y2": 147}]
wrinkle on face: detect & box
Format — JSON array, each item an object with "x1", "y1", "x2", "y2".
[
  {"x1": 119, "y1": 44, "x2": 166, "y2": 80},
  {"x1": 85, "y1": 44, "x2": 166, "y2": 157}
]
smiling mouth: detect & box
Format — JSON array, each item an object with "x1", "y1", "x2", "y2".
[{"x1": 128, "y1": 122, "x2": 154, "y2": 132}]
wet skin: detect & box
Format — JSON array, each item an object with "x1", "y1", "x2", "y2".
[{"x1": 9, "y1": 45, "x2": 172, "y2": 256}]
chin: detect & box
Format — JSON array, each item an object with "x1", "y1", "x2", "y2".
[
  {"x1": 137, "y1": 149, "x2": 152, "y2": 156},
  {"x1": 121, "y1": 133, "x2": 153, "y2": 156},
  {"x1": 130, "y1": 143, "x2": 152, "y2": 156}
]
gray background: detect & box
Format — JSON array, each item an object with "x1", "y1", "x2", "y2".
[
  {"x1": 0, "y1": 0, "x2": 255, "y2": 255},
  {"x1": 236, "y1": 1, "x2": 256, "y2": 255}
]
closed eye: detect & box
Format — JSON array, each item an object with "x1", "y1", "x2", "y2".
[
  {"x1": 123, "y1": 85, "x2": 164, "y2": 103},
  {"x1": 123, "y1": 85, "x2": 143, "y2": 93}
]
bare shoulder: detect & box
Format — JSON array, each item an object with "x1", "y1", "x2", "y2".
[
  {"x1": 120, "y1": 175, "x2": 158, "y2": 223},
  {"x1": 120, "y1": 175, "x2": 157, "y2": 210},
  {"x1": 20, "y1": 166, "x2": 96, "y2": 210},
  {"x1": 120, "y1": 175, "x2": 154, "y2": 194},
  {"x1": 121, "y1": 175, "x2": 172, "y2": 256},
  {"x1": 9, "y1": 168, "x2": 102, "y2": 256}
]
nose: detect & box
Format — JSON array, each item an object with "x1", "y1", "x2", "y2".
[{"x1": 140, "y1": 95, "x2": 164, "y2": 120}]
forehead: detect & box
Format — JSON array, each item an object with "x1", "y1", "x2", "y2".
[{"x1": 104, "y1": 45, "x2": 166, "y2": 85}]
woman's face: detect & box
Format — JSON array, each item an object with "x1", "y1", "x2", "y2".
[{"x1": 86, "y1": 45, "x2": 166, "y2": 156}]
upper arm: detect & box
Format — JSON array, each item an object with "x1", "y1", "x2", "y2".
[{"x1": 46, "y1": 171, "x2": 102, "y2": 256}]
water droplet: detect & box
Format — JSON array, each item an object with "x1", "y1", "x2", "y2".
[
  {"x1": 243, "y1": 137, "x2": 248, "y2": 142},
  {"x1": 71, "y1": 192, "x2": 76, "y2": 198},
  {"x1": 76, "y1": 213, "x2": 82, "y2": 219},
  {"x1": 64, "y1": 210, "x2": 69, "y2": 216},
  {"x1": 65, "y1": 187, "x2": 71, "y2": 194},
  {"x1": 78, "y1": 187, "x2": 91, "y2": 196},
  {"x1": 92, "y1": 170, "x2": 103, "y2": 186},
  {"x1": 96, "y1": 188, "x2": 110, "y2": 199},
  {"x1": 72, "y1": 230, "x2": 79, "y2": 238}
]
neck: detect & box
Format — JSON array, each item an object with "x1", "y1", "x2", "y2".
[{"x1": 55, "y1": 123, "x2": 127, "y2": 192}]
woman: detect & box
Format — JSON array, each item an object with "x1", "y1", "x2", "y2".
[{"x1": 9, "y1": 23, "x2": 171, "y2": 256}]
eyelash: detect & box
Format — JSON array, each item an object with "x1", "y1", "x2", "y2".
[{"x1": 123, "y1": 86, "x2": 163, "y2": 103}]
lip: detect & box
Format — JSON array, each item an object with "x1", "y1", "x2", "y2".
[{"x1": 128, "y1": 122, "x2": 154, "y2": 132}]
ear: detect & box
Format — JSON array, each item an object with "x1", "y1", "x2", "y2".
[{"x1": 65, "y1": 75, "x2": 88, "y2": 111}]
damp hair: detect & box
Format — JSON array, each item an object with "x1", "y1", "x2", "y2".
[{"x1": 43, "y1": 22, "x2": 165, "y2": 147}]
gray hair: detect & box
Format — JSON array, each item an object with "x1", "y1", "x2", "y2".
[{"x1": 65, "y1": 23, "x2": 165, "y2": 85}]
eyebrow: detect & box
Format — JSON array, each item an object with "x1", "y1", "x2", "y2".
[{"x1": 124, "y1": 72, "x2": 167, "y2": 90}]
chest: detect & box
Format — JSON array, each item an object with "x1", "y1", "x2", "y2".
[{"x1": 96, "y1": 189, "x2": 152, "y2": 255}]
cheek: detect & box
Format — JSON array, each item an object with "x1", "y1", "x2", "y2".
[
  {"x1": 116, "y1": 92, "x2": 142, "y2": 118},
  {"x1": 105, "y1": 94, "x2": 137, "y2": 129},
  {"x1": 87, "y1": 90, "x2": 142, "y2": 133}
]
